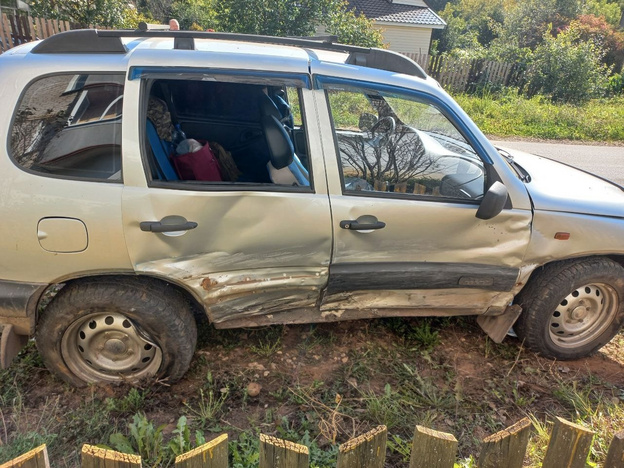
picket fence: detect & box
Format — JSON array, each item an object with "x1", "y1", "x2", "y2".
[
  {"x1": 403, "y1": 52, "x2": 525, "y2": 93},
  {"x1": 2, "y1": 416, "x2": 624, "y2": 468},
  {"x1": 0, "y1": 11, "x2": 109, "y2": 53}
]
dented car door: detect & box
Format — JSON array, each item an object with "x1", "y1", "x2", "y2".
[
  {"x1": 313, "y1": 77, "x2": 533, "y2": 318},
  {"x1": 120, "y1": 67, "x2": 333, "y2": 327}
]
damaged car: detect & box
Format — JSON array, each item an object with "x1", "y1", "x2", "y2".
[{"x1": 1, "y1": 28, "x2": 624, "y2": 386}]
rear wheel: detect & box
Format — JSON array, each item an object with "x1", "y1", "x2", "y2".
[
  {"x1": 36, "y1": 277, "x2": 197, "y2": 386},
  {"x1": 515, "y1": 257, "x2": 624, "y2": 360}
]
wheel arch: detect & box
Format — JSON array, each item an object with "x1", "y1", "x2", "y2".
[
  {"x1": 513, "y1": 254, "x2": 624, "y2": 359},
  {"x1": 35, "y1": 272, "x2": 200, "y2": 385},
  {"x1": 518, "y1": 254, "x2": 624, "y2": 298},
  {"x1": 36, "y1": 272, "x2": 208, "y2": 325}
]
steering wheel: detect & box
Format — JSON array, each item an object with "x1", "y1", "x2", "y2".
[{"x1": 369, "y1": 116, "x2": 396, "y2": 139}]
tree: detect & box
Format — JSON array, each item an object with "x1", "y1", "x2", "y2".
[
  {"x1": 28, "y1": 0, "x2": 126, "y2": 27},
  {"x1": 525, "y1": 27, "x2": 611, "y2": 103},
  {"x1": 323, "y1": 0, "x2": 384, "y2": 48},
  {"x1": 491, "y1": 0, "x2": 569, "y2": 50},
  {"x1": 571, "y1": 14, "x2": 624, "y2": 71},
  {"x1": 169, "y1": 0, "x2": 217, "y2": 30},
  {"x1": 214, "y1": 0, "x2": 330, "y2": 37},
  {"x1": 437, "y1": 0, "x2": 508, "y2": 54},
  {"x1": 209, "y1": 0, "x2": 383, "y2": 47},
  {"x1": 583, "y1": 0, "x2": 622, "y2": 26},
  {"x1": 136, "y1": 0, "x2": 173, "y2": 23}
]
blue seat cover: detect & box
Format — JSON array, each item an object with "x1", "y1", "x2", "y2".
[{"x1": 146, "y1": 119, "x2": 178, "y2": 181}]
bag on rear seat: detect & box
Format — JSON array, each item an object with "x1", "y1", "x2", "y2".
[{"x1": 173, "y1": 140, "x2": 223, "y2": 181}]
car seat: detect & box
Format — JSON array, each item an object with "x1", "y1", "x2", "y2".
[
  {"x1": 261, "y1": 114, "x2": 309, "y2": 186},
  {"x1": 260, "y1": 91, "x2": 294, "y2": 132},
  {"x1": 146, "y1": 118, "x2": 178, "y2": 180}
]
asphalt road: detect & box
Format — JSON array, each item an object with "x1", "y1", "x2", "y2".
[{"x1": 490, "y1": 140, "x2": 624, "y2": 186}]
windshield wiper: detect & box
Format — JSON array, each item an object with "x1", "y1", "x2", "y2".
[{"x1": 497, "y1": 148, "x2": 531, "y2": 183}]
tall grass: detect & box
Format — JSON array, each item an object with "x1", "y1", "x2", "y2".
[{"x1": 454, "y1": 90, "x2": 624, "y2": 142}]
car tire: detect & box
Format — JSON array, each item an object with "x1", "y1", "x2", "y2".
[
  {"x1": 515, "y1": 257, "x2": 624, "y2": 360},
  {"x1": 36, "y1": 277, "x2": 197, "y2": 386}
]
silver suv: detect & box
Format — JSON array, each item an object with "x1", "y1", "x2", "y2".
[{"x1": 2, "y1": 28, "x2": 623, "y2": 386}]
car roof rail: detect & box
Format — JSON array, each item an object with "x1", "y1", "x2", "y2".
[{"x1": 30, "y1": 29, "x2": 427, "y2": 79}]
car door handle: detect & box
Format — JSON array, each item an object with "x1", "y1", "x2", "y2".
[
  {"x1": 340, "y1": 220, "x2": 386, "y2": 230},
  {"x1": 140, "y1": 221, "x2": 198, "y2": 233}
]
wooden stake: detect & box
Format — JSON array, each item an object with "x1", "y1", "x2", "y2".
[
  {"x1": 542, "y1": 417, "x2": 594, "y2": 468},
  {"x1": 409, "y1": 425, "x2": 457, "y2": 468},
  {"x1": 337, "y1": 425, "x2": 387, "y2": 468},
  {"x1": 0, "y1": 444, "x2": 49, "y2": 468},
  {"x1": 604, "y1": 429, "x2": 624, "y2": 468},
  {"x1": 175, "y1": 434, "x2": 228, "y2": 468},
  {"x1": 477, "y1": 417, "x2": 532, "y2": 468},
  {"x1": 80, "y1": 445, "x2": 141, "y2": 468},
  {"x1": 259, "y1": 434, "x2": 309, "y2": 468}
]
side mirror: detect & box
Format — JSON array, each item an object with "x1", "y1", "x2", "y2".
[
  {"x1": 475, "y1": 181, "x2": 508, "y2": 220},
  {"x1": 358, "y1": 113, "x2": 378, "y2": 132}
]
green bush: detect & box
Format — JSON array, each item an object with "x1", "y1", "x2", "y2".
[
  {"x1": 525, "y1": 27, "x2": 611, "y2": 104},
  {"x1": 608, "y1": 73, "x2": 624, "y2": 95}
]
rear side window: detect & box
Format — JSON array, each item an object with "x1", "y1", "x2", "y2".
[
  {"x1": 143, "y1": 78, "x2": 312, "y2": 190},
  {"x1": 10, "y1": 74, "x2": 124, "y2": 181}
]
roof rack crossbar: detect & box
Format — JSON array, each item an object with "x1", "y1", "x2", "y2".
[{"x1": 30, "y1": 29, "x2": 427, "y2": 79}]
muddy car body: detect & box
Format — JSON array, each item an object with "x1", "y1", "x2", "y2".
[{"x1": 1, "y1": 29, "x2": 624, "y2": 385}]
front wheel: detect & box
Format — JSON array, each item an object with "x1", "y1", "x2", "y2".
[
  {"x1": 515, "y1": 257, "x2": 624, "y2": 360},
  {"x1": 36, "y1": 277, "x2": 197, "y2": 386}
]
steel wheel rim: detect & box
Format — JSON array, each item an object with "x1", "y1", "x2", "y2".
[
  {"x1": 549, "y1": 283, "x2": 619, "y2": 348},
  {"x1": 61, "y1": 312, "x2": 162, "y2": 383}
]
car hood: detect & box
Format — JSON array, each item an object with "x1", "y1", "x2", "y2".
[{"x1": 498, "y1": 147, "x2": 624, "y2": 218}]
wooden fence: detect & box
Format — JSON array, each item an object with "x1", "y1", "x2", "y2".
[
  {"x1": 2, "y1": 417, "x2": 624, "y2": 468},
  {"x1": 403, "y1": 52, "x2": 525, "y2": 93},
  {"x1": 0, "y1": 12, "x2": 109, "y2": 53}
]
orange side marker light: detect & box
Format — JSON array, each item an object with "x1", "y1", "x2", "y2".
[{"x1": 554, "y1": 232, "x2": 570, "y2": 240}]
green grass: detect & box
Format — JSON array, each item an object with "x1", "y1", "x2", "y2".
[
  {"x1": 3, "y1": 322, "x2": 624, "y2": 467},
  {"x1": 454, "y1": 91, "x2": 624, "y2": 141}
]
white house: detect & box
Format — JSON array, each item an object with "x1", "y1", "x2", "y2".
[{"x1": 347, "y1": 0, "x2": 446, "y2": 56}]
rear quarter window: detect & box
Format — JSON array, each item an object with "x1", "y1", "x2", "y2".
[{"x1": 10, "y1": 73, "x2": 124, "y2": 182}]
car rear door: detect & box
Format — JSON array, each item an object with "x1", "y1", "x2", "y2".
[{"x1": 120, "y1": 66, "x2": 333, "y2": 328}]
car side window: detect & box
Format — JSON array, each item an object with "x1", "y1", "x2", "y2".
[
  {"x1": 10, "y1": 74, "x2": 124, "y2": 181},
  {"x1": 326, "y1": 88, "x2": 486, "y2": 200},
  {"x1": 143, "y1": 79, "x2": 311, "y2": 189}
]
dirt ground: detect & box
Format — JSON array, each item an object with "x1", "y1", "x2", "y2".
[{"x1": 1, "y1": 317, "x2": 623, "y2": 467}]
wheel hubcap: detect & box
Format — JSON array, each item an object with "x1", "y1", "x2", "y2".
[
  {"x1": 549, "y1": 283, "x2": 618, "y2": 348},
  {"x1": 61, "y1": 312, "x2": 162, "y2": 383}
]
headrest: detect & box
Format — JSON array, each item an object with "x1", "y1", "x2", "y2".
[
  {"x1": 261, "y1": 115, "x2": 294, "y2": 170},
  {"x1": 259, "y1": 93, "x2": 282, "y2": 120}
]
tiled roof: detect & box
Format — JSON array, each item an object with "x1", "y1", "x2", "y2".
[{"x1": 347, "y1": 0, "x2": 446, "y2": 27}]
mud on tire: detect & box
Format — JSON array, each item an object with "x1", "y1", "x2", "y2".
[
  {"x1": 515, "y1": 257, "x2": 624, "y2": 360},
  {"x1": 36, "y1": 276, "x2": 197, "y2": 386}
]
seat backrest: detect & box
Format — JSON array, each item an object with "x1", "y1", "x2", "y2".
[
  {"x1": 259, "y1": 93, "x2": 282, "y2": 121},
  {"x1": 272, "y1": 93, "x2": 294, "y2": 130},
  {"x1": 146, "y1": 119, "x2": 178, "y2": 181},
  {"x1": 261, "y1": 115, "x2": 309, "y2": 186}
]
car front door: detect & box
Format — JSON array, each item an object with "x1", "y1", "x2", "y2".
[
  {"x1": 120, "y1": 69, "x2": 332, "y2": 328},
  {"x1": 314, "y1": 78, "x2": 533, "y2": 317}
]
